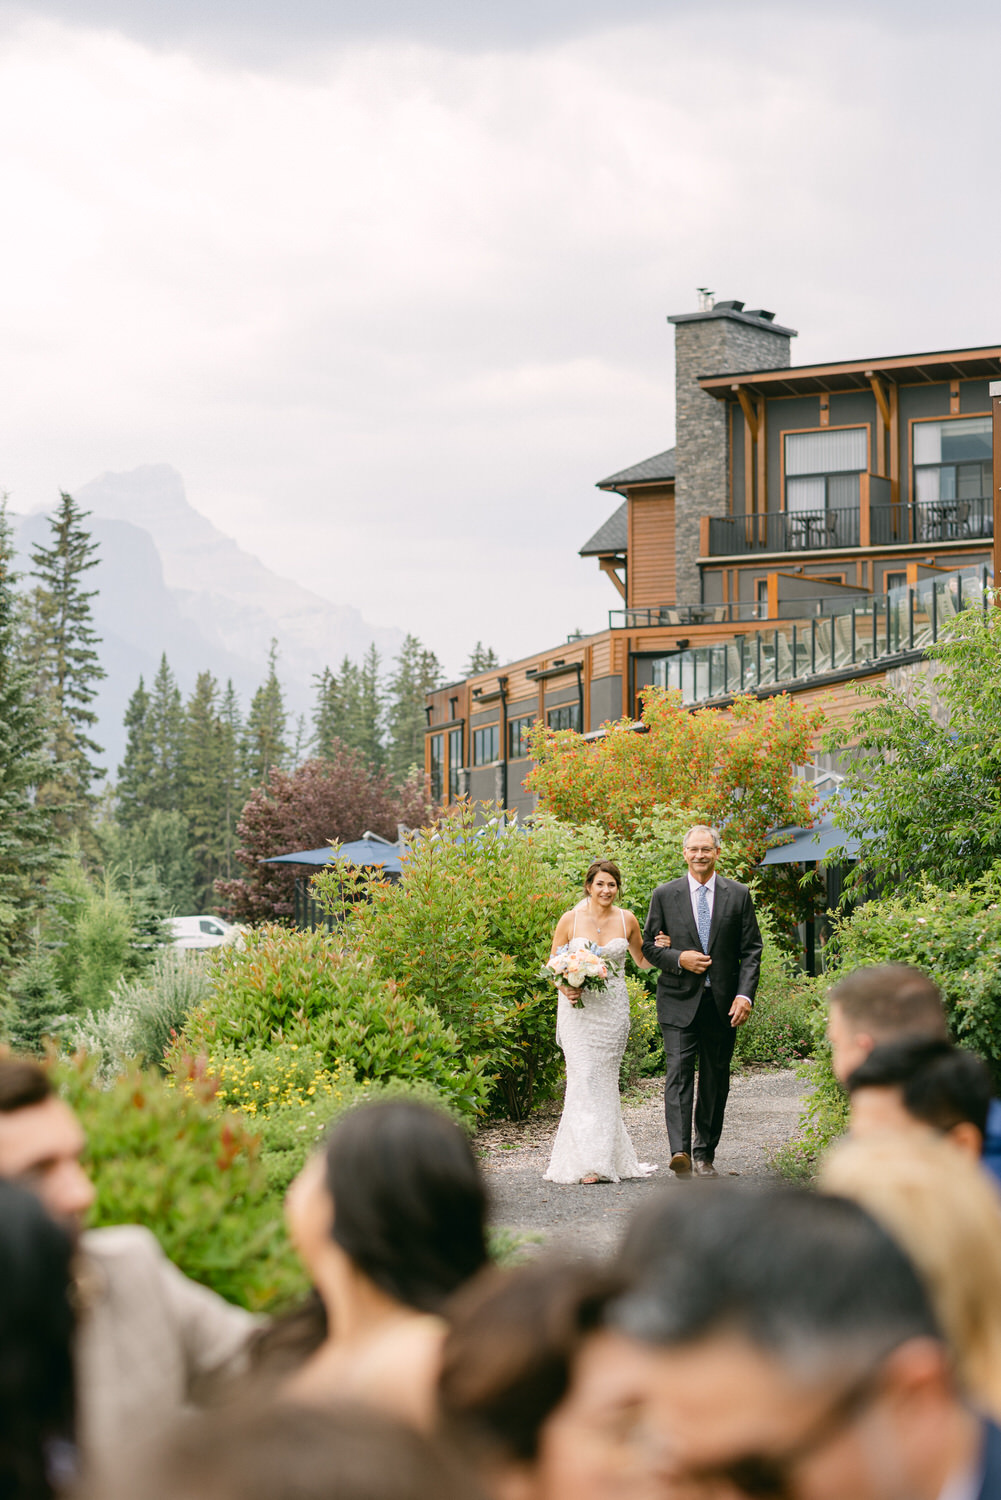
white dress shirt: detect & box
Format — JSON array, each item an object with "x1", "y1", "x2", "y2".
[
  {"x1": 687, "y1": 871, "x2": 716, "y2": 937},
  {"x1": 686, "y1": 870, "x2": 752, "y2": 1007}
]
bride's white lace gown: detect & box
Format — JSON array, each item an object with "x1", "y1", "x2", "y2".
[{"x1": 544, "y1": 916, "x2": 658, "y2": 1185}]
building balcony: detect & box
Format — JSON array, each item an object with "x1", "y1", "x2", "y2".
[{"x1": 704, "y1": 490, "x2": 994, "y2": 559}]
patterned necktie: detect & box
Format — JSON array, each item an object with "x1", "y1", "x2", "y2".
[{"x1": 697, "y1": 883, "x2": 711, "y2": 953}]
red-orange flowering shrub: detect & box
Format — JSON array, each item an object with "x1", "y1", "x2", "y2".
[{"x1": 525, "y1": 687, "x2": 823, "y2": 859}]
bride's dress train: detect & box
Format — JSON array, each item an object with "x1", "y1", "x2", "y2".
[{"x1": 544, "y1": 931, "x2": 658, "y2": 1184}]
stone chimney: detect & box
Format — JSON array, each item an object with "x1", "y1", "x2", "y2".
[{"x1": 668, "y1": 297, "x2": 797, "y2": 603}]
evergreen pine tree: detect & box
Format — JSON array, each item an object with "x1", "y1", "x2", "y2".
[
  {"x1": 464, "y1": 641, "x2": 499, "y2": 674},
  {"x1": 217, "y1": 680, "x2": 245, "y2": 883},
  {"x1": 243, "y1": 639, "x2": 289, "y2": 786},
  {"x1": 146, "y1": 654, "x2": 185, "y2": 811},
  {"x1": 181, "y1": 671, "x2": 223, "y2": 907},
  {"x1": 311, "y1": 666, "x2": 342, "y2": 760},
  {"x1": 116, "y1": 675, "x2": 154, "y2": 831},
  {"x1": 357, "y1": 644, "x2": 384, "y2": 768},
  {"x1": 0, "y1": 505, "x2": 60, "y2": 980},
  {"x1": 6, "y1": 947, "x2": 67, "y2": 1055},
  {"x1": 385, "y1": 634, "x2": 442, "y2": 780},
  {"x1": 27, "y1": 491, "x2": 106, "y2": 836}
]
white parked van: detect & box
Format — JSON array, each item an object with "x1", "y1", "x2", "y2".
[{"x1": 169, "y1": 915, "x2": 237, "y2": 950}]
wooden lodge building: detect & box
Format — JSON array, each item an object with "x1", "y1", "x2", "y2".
[{"x1": 425, "y1": 295, "x2": 1000, "y2": 816}]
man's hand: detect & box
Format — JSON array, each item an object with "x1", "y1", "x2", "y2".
[
  {"x1": 679, "y1": 950, "x2": 712, "y2": 974},
  {"x1": 729, "y1": 996, "x2": 752, "y2": 1028}
]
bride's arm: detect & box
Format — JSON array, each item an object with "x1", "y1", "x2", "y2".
[
  {"x1": 624, "y1": 910, "x2": 657, "y2": 969},
  {"x1": 550, "y1": 911, "x2": 573, "y2": 955}
]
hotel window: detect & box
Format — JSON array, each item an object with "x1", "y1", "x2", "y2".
[
  {"x1": 448, "y1": 727, "x2": 462, "y2": 796},
  {"x1": 508, "y1": 714, "x2": 536, "y2": 759},
  {"x1": 756, "y1": 579, "x2": 769, "y2": 619},
  {"x1": 913, "y1": 417, "x2": 991, "y2": 503},
  {"x1": 784, "y1": 427, "x2": 867, "y2": 513},
  {"x1": 472, "y1": 724, "x2": 499, "y2": 765},
  {"x1": 428, "y1": 734, "x2": 444, "y2": 803},
  {"x1": 884, "y1": 571, "x2": 907, "y2": 593},
  {"x1": 547, "y1": 703, "x2": 582, "y2": 733}
]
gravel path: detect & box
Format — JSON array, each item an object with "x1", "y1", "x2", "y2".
[{"x1": 479, "y1": 1068, "x2": 807, "y2": 1258}]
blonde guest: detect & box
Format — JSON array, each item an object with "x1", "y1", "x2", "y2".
[{"x1": 819, "y1": 1131, "x2": 1001, "y2": 1422}]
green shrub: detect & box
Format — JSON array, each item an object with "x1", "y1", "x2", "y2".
[
  {"x1": 827, "y1": 873, "x2": 1001, "y2": 1083},
  {"x1": 620, "y1": 974, "x2": 663, "y2": 1087},
  {"x1": 68, "y1": 947, "x2": 211, "y2": 1081},
  {"x1": 180, "y1": 925, "x2": 491, "y2": 1121},
  {"x1": 734, "y1": 908, "x2": 815, "y2": 1069},
  {"x1": 315, "y1": 807, "x2": 573, "y2": 1120},
  {"x1": 55, "y1": 1053, "x2": 304, "y2": 1312},
  {"x1": 4, "y1": 949, "x2": 68, "y2": 1054}
]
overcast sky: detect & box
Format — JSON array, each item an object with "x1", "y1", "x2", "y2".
[{"x1": 1, "y1": 1, "x2": 999, "y2": 678}]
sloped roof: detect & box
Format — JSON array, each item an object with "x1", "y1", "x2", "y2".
[
  {"x1": 579, "y1": 500, "x2": 627, "y2": 556},
  {"x1": 597, "y1": 446, "x2": 676, "y2": 491}
]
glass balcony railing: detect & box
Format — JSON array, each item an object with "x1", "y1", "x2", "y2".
[{"x1": 649, "y1": 566, "x2": 992, "y2": 706}]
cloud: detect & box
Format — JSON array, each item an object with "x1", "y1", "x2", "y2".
[{"x1": 0, "y1": 6, "x2": 999, "y2": 681}]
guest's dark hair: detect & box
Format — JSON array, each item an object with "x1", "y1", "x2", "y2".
[
  {"x1": 0, "y1": 1181, "x2": 76, "y2": 1500},
  {"x1": 324, "y1": 1101, "x2": 488, "y2": 1313},
  {"x1": 439, "y1": 1259, "x2": 619, "y2": 1464},
  {"x1": 124, "y1": 1402, "x2": 478, "y2": 1500},
  {"x1": 0, "y1": 1056, "x2": 52, "y2": 1113},
  {"x1": 584, "y1": 860, "x2": 621, "y2": 893},
  {"x1": 611, "y1": 1186, "x2": 939, "y2": 1379},
  {"x1": 847, "y1": 1037, "x2": 992, "y2": 1137},
  {"x1": 827, "y1": 965, "x2": 948, "y2": 1041}
]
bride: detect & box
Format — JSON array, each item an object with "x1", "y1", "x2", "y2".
[{"x1": 544, "y1": 859, "x2": 660, "y2": 1186}]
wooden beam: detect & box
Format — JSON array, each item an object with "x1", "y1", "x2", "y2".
[
  {"x1": 732, "y1": 383, "x2": 760, "y2": 438},
  {"x1": 889, "y1": 380, "x2": 900, "y2": 508},
  {"x1": 867, "y1": 372, "x2": 891, "y2": 428},
  {"x1": 950, "y1": 379, "x2": 960, "y2": 415},
  {"x1": 598, "y1": 556, "x2": 627, "y2": 600},
  {"x1": 756, "y1": 394, "x2": 767, "y2": 518},
  {"x1": 700, "y1": 515, "x2": 711, "y2": 556}
]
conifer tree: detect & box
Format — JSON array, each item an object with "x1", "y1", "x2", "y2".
[
  {"x1": 27, "y1": 491, "x2": 106, "y2": 835},
  {"x1": 116, "y1": 675, "x2": 154, "y2": 831},
  {"x1": 356, "y1": 644, "x2": 384, "y2": 768},
  {"x1": 146, "y1": 654, "x2": 184, "y2": 811},
  {"x1": 217, "y1": 680, "x2": 245, "y2": 883},
  {"x1": 464, "y1": 641, "x2": 499, "y2": 675},
  {"x1": 243, "y1": 639, "x2": 288, "y2": 787},
  {"x1": 311, "y1": 666, "x2": 341, "y2": 760},
  {"x1": 6, "y1": 948, "x2": 67, "y2": 1055},
  {"x1": 0, "y1": 505, "x2": 59, "y2": 979},
  {"x1": 385, "y1": 634, "x2": 442, "y2": 780},
  {"x1": 182, "y1": 671, "x2": 223, "y2": 906}
]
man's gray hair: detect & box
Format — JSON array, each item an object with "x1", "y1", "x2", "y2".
[{"x1": 683, "y1": 824, "x2": 721, "y2": 851}]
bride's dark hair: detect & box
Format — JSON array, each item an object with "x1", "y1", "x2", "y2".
[{"x1": 583, "y1": 859, "x2": 622, "y2": 893}]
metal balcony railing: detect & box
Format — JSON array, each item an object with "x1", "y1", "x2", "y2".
[
  {"x1": 705, "y1": 496, "x2": 993, "y2": 557},
  {"x1": 650, "y1": 566, "x2": 991, "y2": 706}
]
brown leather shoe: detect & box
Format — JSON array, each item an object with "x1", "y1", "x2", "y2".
[
  {"x1": 669, "y1": 1151, "x2": 692, "y2": 1176},
  {"x1": 693, "y1": 1160, "x2": 718, "y2": 1177}
]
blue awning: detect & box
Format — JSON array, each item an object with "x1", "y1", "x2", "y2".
[
  {"x1": 759, "y1": 807, "x2": 861, "y2": 866},
  {"x1": 261, "y1": 837, "x2": 403, "y2": 874}
]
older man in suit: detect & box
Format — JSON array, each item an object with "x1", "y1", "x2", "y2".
[{"x1": 642, "y1": 825, "x2": 762, "y2": 1177}]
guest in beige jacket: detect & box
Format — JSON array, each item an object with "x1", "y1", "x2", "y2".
[{"x1": 0, "y1": 1057, "x2": 256, "y2": 1482}]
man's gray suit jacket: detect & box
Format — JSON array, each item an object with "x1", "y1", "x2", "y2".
[{"x1": 641, "y1": 875, "x2": 763, "y2": 1028}]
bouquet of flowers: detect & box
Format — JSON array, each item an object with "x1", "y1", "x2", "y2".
[{"x1": 541, "y1": 942, "x2": 608, "y2": 1007}]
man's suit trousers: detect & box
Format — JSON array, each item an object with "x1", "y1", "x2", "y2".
[{"x1": 660, "y1": 987, "x2": 736, "y2": 1161}]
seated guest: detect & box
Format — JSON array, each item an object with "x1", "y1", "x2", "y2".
[
  {"x1": 826, "y1": 964, "x2": 948, "y2": 1084},
  {"x1": 846, "y1": 1036, "x2": 991, "y2": 1157},
  {"x1": 439, "y1": 1259, "x2": 659, "y2": 1500},
  {"x1": 607, "y1": 1185, "x2": 1000, "y2": 1500},
  {"x1": 116, "y1": 1401, "x2": 479, "y2": 1500},
  {"x1": 0, "y1": 1180, "x2": 76, "y2": 1500},
  {"x1": 0, "y1": 1057, "x2": 256, "y2": 1485},
  {"x1": 820, "y1": 1133, "x2": 1001, "y2": 1422},
  {"x1": 284, "y1": 1100, "x2": 489, "y2": 1428}
]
